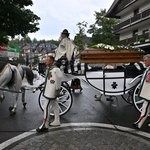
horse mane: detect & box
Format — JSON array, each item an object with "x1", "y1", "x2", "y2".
[{"x1": 22, "y1": 66, "x2": 34, "y2": 85}]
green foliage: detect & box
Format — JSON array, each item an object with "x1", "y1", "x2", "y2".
[
  {"x1": 74, "y1": 21, "x2": 88, "y2": 51},
  {"x1": 74, "y1": 9, "x2": 119, "y2": 51},
  {"x1": 47, "y1": 40, "x2": 59, "y2": 46},
  {"x1": 0, "y1": 0, "x2": 40, "y2": 44},
  {"x1": 74, "y1": 34, "x2": 84, "y2": 51},
  {"x1": 87, "y1": 9, "x2": 119, "y2": 45}
]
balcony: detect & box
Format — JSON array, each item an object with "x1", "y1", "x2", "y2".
[
  {"x1": 116, "y1": 0, "x2": 137, "y2": 13},
  {"x1": 114, "y1": 8, "x2": 150, "y2": 33},
  {"x1": 119, "y1": 32, "x2": 150, "y2": 45}
]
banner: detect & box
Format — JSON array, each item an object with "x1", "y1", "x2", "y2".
[{"x1": 0, "y1": 44, "x2": 20, "y2": 58}]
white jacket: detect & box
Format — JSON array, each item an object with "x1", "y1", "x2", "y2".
[
  {"x1": 43, "y1": 66, "x2": 62, "y2": 99},
  {"x1": 141, "y1": 66, "x2": 150, "y2": 84},
  {"x1": 55, "y1": 38, "x2": 76, "y2": 61}
]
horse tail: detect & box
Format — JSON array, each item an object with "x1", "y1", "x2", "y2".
[{"x1": 22, "y1": 66, "x2": 34, "y2": 85}]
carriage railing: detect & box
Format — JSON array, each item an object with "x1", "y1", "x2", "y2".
[{"x1": 85, "y1": 68, "x2": 142, "y2": 96}]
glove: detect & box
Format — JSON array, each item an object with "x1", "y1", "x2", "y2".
[{"x1": 55, "y1": 89, "x2": 60, "y2": 97}]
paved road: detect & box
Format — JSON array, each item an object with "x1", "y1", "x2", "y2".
[{"x1": 0, "y1": 79, "x2": 149, "y2": 149}]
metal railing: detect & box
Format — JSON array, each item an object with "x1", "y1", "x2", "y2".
[
  {"x1": 114, "y1": 8, "x2": 150, "y2": 32},
  {"x1": 119, "y1": 32, "x2": 150, "y2": 45}
]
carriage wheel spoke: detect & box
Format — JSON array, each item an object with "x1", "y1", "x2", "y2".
[
  {"x1": 58, "y1": 94, "x2": 68, "y2": 99},
  {"x1": 135, "y1": 99, "x2": 144, "y2": 104},
  {"x1": 58, "y1": 105, "x2": 63, "y2": 113},
  {"x1": 135, "y1": 93, "x2": 139, "y2": 97},
  {"x1": 59, "y1": 102, "x2": 69, "y2": 109},
  {"x1": 59, "y1": 97, "x2": 69, "y2": 103}
]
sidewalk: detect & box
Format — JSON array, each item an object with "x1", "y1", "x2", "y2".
[{"x1": 1, "y1": 123, "x2": 150, "y2": 150}]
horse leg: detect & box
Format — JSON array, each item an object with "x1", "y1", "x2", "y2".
[
  {"x1": 9, "y1": 93, "x2": 19, "y2": 115},
  {"x1": 21, "y1": 87, "x2": 27, "y2": 108},
  {"x1": 0, "y1": 90, "x2": 5, "y2": 102}
]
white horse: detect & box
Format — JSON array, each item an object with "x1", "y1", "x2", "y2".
[
  {"x1": 17, "y1": 64, "x2": 34, "y2": 107},
  {"x1": 0, "y1": 62, "x2": 34, "y2": 114}
]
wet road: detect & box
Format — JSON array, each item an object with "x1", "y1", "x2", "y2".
[{"x1": 0, "y1": 80, "x2": 149, "y2": 144}]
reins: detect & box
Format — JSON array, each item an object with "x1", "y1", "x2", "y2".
[{"x1": 0, "y1": 87, "x2": 23, "y2": 93}]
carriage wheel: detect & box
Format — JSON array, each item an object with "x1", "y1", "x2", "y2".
[
  {"x1": 62, "y1": 81, "x2": 71, "y2": 93},
  {"x1": 121, "y1": 89, "x2": 133, "y2": 104},
  {"x1": 38, "y1": 84, "x2": 73, "y2": 116},
  {"x1": 132, "y1": 82, "x2": 143, "y2": 113}
]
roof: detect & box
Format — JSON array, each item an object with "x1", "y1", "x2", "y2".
[{"x1": 105, "y1": 0, "x2": 120, "y2": 18}]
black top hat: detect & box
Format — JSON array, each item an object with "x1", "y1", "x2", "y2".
[{"x1": 61, "y1": 29, "x2": 70, "y2": 35}]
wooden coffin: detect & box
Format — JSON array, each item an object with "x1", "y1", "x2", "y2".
[{"x1": 80, "y1": 49, "x2": 145, "y2": 63}]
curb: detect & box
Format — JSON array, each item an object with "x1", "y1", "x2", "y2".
[{"x1": 0, "y1": 123, "x2": 150, "y2": 149}]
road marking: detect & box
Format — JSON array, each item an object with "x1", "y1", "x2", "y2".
[{"x1": 0, "y1": 123, "x2": 149, "y2": 149}]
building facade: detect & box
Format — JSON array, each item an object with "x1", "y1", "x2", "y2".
[{"x1": 106, "y1": 0, "x2": 150, "y2": 52}]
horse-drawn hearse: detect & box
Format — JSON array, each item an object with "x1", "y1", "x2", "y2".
[
  {"x1": 0, "y1": 49, "x2": 146, "y2": 116},
  {"x1": 37, "y1": 49, "x2": 146, "y2": 116}
]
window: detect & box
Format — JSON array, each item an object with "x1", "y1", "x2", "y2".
[
  {"x1": 143, "y1": 29, "x2": 149, "y2": 34},
  {"x1": 134, "y1": 8, "x2": 139, "y2": 16},
  {"x1": 133, "y1": 29, "x2": 138, "y2": 36}
]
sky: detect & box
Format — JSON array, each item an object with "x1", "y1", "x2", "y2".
[{"x1": 28, "y1": 0, "x2": 114, "y2": 41}]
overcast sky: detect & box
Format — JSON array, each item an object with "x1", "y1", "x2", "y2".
[{"x1": 28, "y1": 0, "x2": 114, "y2": 41}]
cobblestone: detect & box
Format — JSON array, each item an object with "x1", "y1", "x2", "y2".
[{"x1": 4, "y1": 124, "x2": 150, "y2": 150}]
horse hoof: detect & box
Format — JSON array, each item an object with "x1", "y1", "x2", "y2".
[
  {"x1": 9, "y1": 106, "x2": 13, "y2": 111},
  {"x1": 23, "y1": 102, "x2": 27, "y2": 108},
  {"x1": 10, "y1": 111, "x2": 16, "y2": 115},
  {"x1": 0, "y1": 96, "x2": 5, "y2": 102}
]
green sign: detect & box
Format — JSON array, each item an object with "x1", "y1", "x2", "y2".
[
  {"x1": 0, "y1": 44, "x2": 20, "y2": 58},
  {"x1": 6, "y1": 45, "x2": 20, "y2": 53}
]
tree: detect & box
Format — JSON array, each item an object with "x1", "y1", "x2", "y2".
[
  {"x1": 33, "y1": 37, "x2": 38, "y2": 43},
  {"x1": 74, "y1": 21, "x2": 88, "y2": 51},
  {"x1": 0, "y1": 0, "x2": 40, "y2": 44},
  {"x1": 22, "y1": 35, "x2": 32, "y2": 43},
  {"x1": 47, "y1": 39, "x2": 59, "y2": 47},
  {"x1": 87, "y1": 9, "x2": 119, "y2": 45}
]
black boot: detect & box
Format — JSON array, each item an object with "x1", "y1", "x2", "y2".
[
  {"x1": 36, "y1": 124, "x2": 48, "y2": 132},
  {"x1": 36, "y1": 127, "x2": 48, "y2": 132},
  {"x1": 132, "y1": 122, "x2": 139, "y2": 129}
]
